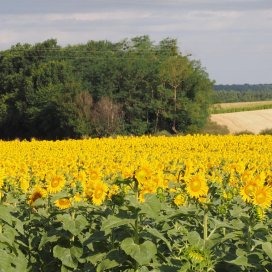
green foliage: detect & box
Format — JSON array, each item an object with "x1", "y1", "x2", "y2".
[
  {"x1": 234, "y1": 130, "x2": 255, "y2": 135},
  {"x1": 259, "y1": 128, "x2": 272, "y2": 135},
  {"x1": 1, "y1": 177, "x2": 272, "y2": 271},
  {"x1": 213, "y1": 84, "x2": 272, "y2": 103},
  {"x1": 0, "y1": 37, "x2": 213, "y2": 139},
  {"x1": 200, "y1": 120, "x2": 230, "y2": 135}
]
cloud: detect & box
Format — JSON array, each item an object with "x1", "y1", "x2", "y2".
[{"x1": 1, "y1": 0, "x2": 272, "y2": 83}]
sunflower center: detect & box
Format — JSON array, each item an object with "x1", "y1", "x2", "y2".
[
  {"x1": 59, "y1": 198, "x2": 70, "y2": 205},
  {"x1": 190, "y1": 179, "x2": 201, "y2": 192},
  {"x1": 256, "y1": 192, "x2": 266, "y2": 204},
  {"x1": 32, "y1": 192, "x2": 42, "y2": 202},
  {"x1": 90, "y1": 171, "x2": 99, "y2": 180},
  {"x1": 94, "y1": 188, "x2": 103, "y2": 199},
  {"x1": 245, "y1": 184, "x2": 255, "y2": 196},
  {"x1": 51, "y1": 177, "x2": 60, "y2": 188}
]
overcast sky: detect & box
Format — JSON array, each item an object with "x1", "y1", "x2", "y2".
[{"x1": 1, "y1": 0, "x2": 272, "y2": 84}]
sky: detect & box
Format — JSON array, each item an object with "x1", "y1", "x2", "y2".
[{"x1": 1, "y1": 0, "x2": 272, "y2": 84}]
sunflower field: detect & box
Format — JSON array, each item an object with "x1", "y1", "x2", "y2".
[{"x1": 0, "y1": 135, "x2": 272, "y2": 272}]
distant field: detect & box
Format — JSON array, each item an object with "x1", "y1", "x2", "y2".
[
  {"x1": 210, "y1": 108, "x2": 272, "y2": 134},
  {"x1": 210, "y1": 100, "x2": 272, "y2": 114}
]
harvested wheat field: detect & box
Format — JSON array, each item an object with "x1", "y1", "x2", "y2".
[{"x1": 210, "y1": 108, "x2": 272, "y2": 134}]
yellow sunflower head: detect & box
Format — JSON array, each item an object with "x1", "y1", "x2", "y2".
[
  {"x1": 47, "y1": 174, "x2": 65, "y2": 194},
  {"x1": 55, "y1": 198, "x2": 71, "y2": 209},
  {"x1": 91, "y1": 180, "x2": 108, "y2": 206},
  {"x1": 88, "y1": 169, "x2": 101, "y2": 181},
  {"x1": 186, "y1": 173, "x2": 208, "y2": 199},
  {"x1": 174, "y1": 193, "x2": 186, "y2": 206},
  {"x1": 73, "y1": 192, "x2": 83, "y2": 202},
  {"x1": 107, "y1": 184, "x2": 120, "y2": 199},
  {"x1": 240, "y1": 180, "x2": 258, "y2": 203},
  {"x1": 135, "y1": 165, "x2": 152, "y2": 184},
  {"x1": 28, "y1": 186, "x2": 47, "y2": 205},
  {"x1": 253, "y1": 186, "x2": 272, "y2": 209}
]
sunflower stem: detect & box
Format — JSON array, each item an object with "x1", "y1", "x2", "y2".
[
  {"x1": 203, "y1": 210, "x2": 208, "y2": 248},
  {"x1": 134, "y1": 177, "x2": 140, "y2": 271},
  {"x1": 71, "y1": 209, "x2": 75, "y2": 242}
]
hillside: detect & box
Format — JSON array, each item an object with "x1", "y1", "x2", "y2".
[{"x1": 210, "y1": 108, "x2": 272, "y2": 134}]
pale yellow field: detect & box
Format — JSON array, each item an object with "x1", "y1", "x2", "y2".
[{"x1": 210, "y1": 109, "x2": 272, "y2": 134}]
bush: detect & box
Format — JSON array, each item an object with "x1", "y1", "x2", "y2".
[
  {"x1": 234, "y1": 130, "x2": 254, "y2": 135},
  {"x1": 200, "y1": 120, "x2": 229, "y2": 135},
  {"x1": 259, "y1": 128, "x2": 272, "y2": 135}
]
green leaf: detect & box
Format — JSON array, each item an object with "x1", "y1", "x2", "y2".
[
  {"x1": 262, "y1": 242, "x2": 272, "y2": 260},
  {"x1": 101, "y1": 215, "x2": 134, "y2": 235},
  {"x1": 75, "y1": 214, "x2": 88, "y2": 231},
  {"x1": 0, "y1": 226, "x2": 16, "y2": 246},
  {"x1": 139, "y1": 194, "x2": 161, "y2": 219},
  {"x1": 120, "y1": 238, "x2": 157, "y2": 265},
  {"x1": 70, "y1": 246, "x2": 83, "y2": 261},
  {"x1": 145, "y1": 226, "x2": 172, "y2": 251},
  {"x1": 13, "y1": 218, "x2": 24, "y2": 235},
  {"x1": 186, "y1": 231, "x2": 203, "y2": 247},
  {"x1": 14, "y1": 251, "x2": 28, "y2": 271},
  {"x1": 178, "y1": 262, "x2": 191, "y2": 272},
  {"x1": 227, "y1": 255, "x2": 254, "y2": 267},
  {"x1": 0, "y1": 250, "x2": 14, "y2": 272},
  {"x1": 39, "y1": 234, "x2": 59, "y2": 250},
  {"x1": 57, "y1": 214, "x2": 77, "y2": 236},
  {"x1": 97, "y1": 258, "x2": 119, "y2": 272},
  {"x1": 97, "y1": 249, "x2": 125, "y2": 271},
  {"x1": 53, "y1": 245, "x2": 78, "y2": 269},
  {"x1": 86, "y1": 252, "x2": 106, "y2": 265},
  {"x1": 51, "y1": 192, "x2": 69, "y2": 202},
  {"x1": 231, "y1": 219, "x2": 245, "y2": 229},
  {"x1": 60, "y1": 265, "x2": 70, "y2": 272},
  {"x1": 0, "y1": 205, "x2": 13, "y2": 225},
  {"x1": 236, "y1": 248, "x2": 245, "y2": 257},
  {"x1": 84, "y1": 231, "x2": 106, "y2": 249}
]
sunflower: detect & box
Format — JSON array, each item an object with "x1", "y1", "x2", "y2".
[
  {"x1": 185, "y1": 173, "x2": 208, "y2": 199},
  {"x1": 28, "y1": 186, "x2": 47, "y2": 205},
  {"x1": 121, "y1": 165, "x2": 135, "y2": 179},
  {"x1": 255, "y1": 206, "x2": 266, "y2": 221},
  {"x1": 0, "y1": 170, "x2": 4, "y2": 189},
  {"x1": 91, "y1": 180, "x2": 108, "y2": 206},
  {"x1": 88, "y1": 168, "x2": 101, "y2": 181},
  {"x1": 107, "y1": 184, "x2": 120, "y2": 199},
  {"x1": 47, "y1": 174, "x2": 65, "y2": 194},
  {"x1": 20, "y1": 175, "x2": 30, "y2": 193},
  {"x1": 73, "y1": 192, "x2": 83, "y2": 202},
  {"x1": 55, "y1": 198, "x2": 71, "y2": 209},
  {"x1": 240, "y1": 180, "x2": 258, "y2": 203},
  {"x1": 135, "y1": 165, "x2": 152, "y2": 184},
  {"x1": 174, "y1": 193, "x2": 186, "y2": 206},
  {"x1": 188, "y1": 248, "x2": 205, "y2": 263},
  {"x1": 253, "y1": 186, "x2": 272, "y2": 209}
]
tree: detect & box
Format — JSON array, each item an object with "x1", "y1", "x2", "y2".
[
  {"x1": 159, "y1": 55, "x2": 192, "y2": 133},
  {"x1": 91, "y1": 97, "x2": 123, "y2": 136},
  {"x1": 0, "y1": 36, "x2": 213, "y2": 139}
]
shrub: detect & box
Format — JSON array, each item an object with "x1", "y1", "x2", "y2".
[{"x1": 259, "y1": 128, "x2": 272, "y2": 135}]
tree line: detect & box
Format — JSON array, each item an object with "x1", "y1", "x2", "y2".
[
  {"x1": 213, "y1": 84, "x2": 272, "y2": 103},
  {"x1": 0, "y1": 36, "x2": 213, "y2": 139}
]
